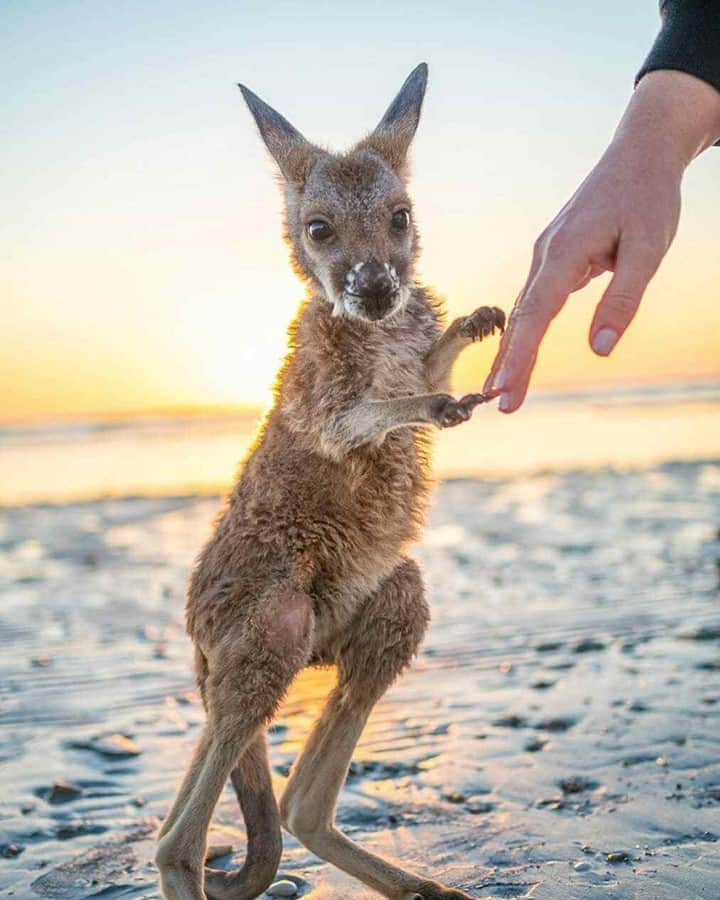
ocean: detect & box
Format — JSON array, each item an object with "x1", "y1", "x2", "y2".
[{"x1": 1, "y1": 380, "x2": 719, "y2": 506}]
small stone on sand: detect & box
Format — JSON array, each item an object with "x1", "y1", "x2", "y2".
[
  {"x1": 574, "y1": 637, "x2": 606, "y2": 653},
  {"x1": 466, "y1": 799, "x2": 494, "y2": 814},
  {"x1": 493, "y1": 713, "x2": 527, "y2": 728},
  {"x1": 72, "y1": 733, "x2": 142, "y2": 757},
  {"x1": 696, "y1": 659, "x2": 720, "y2": 670},
  {"x1": 267, "y1": 879, "x2": 298, "y2": 896},
  {"x1": 442, "y1": 791, "x2": 466, "y2": 804},
  {"x1": 531, "y1": 679, "x2": 555, "y2": 690},
  {"x1": 535, "y1": 716, "x2": 576, "y2": 732},
  {"x1": 30, "y1": 654, "x2": 52, "y2": 668},
  {"x1": 47, "y1": 780, "x2": 82, "y2": 803},
  {"x1": 678, "y1": 623, "x2": 720, "y2": 641},
  {"x1": 535, "y1": 640, "x2": 564, "y2": 652},
  {"x1": 605, "y1": 850, "x2": 631, "y2": 863},
  {"x1": 55, "y1": 821, "x2": 107, "y2": 840},
  {"x1": 175, "y1": 691, "x2": 198, "y2": 705},
  {"x1": 559, "y1": 776, "x2": 596, "y2": 794}
]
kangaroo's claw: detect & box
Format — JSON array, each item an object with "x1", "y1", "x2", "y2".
[
  {"x1": 430, "y1": 393, "x2": 487, "y2": 428},
  {"x1": 459, "y1": 306, "x2": 506, "y2": 341}
]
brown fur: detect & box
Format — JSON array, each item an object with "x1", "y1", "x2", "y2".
[{"x1": 156, "y1": 63, "x2": 503, "y2": 900}]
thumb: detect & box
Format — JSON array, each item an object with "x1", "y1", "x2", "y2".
[{"x1": 589, "y1": 237, "x2": 662, "y2": 356}]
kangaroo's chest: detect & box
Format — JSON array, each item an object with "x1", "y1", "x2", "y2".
[{"x1": 366, "y1": 332, "x2": 430, "y2": 399}]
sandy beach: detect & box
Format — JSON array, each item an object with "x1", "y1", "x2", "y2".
[{"x1": 1, "y1": 457, "x2": 719, "y2": 899}]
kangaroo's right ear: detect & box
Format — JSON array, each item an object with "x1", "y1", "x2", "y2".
[
  {"x1": 356, "y1": 63, "x2": 428, "y2": 175},
  {"x1": 239, "y1": 84, "x2": 320, "y2": 185}
]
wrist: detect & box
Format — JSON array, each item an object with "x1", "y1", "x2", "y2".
[{"x1": 613, "y1": 70, "x2": 720, "y2": 171}]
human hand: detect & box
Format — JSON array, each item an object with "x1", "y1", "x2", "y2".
[{"x1": 484, "y1": 70, "x2": 720, "y2": 413}]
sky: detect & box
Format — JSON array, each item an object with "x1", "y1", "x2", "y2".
[{"x1": 2, "y1": 0, "x2": 719, "y2": 421}]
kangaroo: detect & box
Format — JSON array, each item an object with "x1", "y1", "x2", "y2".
[{"x1": 155, "y1": 63, "x2": 504, "y2": 900}]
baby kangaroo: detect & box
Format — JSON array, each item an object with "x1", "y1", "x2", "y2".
[{"x1": 156, "y1": 63, "x2": 504, "y2": 900}]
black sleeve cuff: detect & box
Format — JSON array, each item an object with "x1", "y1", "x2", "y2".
[{"x1": 637, "y1": 0, "x2": 720, "y2": 94}]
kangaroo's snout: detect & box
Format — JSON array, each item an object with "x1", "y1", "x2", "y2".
[
  {"x1": 353, "y1": 260, "x2": 395, "y2": 302},
  {"x1": 345, "y1": 260, "x2": 400, "y2": 321}
]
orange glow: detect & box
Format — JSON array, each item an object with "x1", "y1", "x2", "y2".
[{"x1": 3, "y1": 3, "x2": 718, "y2": 423}]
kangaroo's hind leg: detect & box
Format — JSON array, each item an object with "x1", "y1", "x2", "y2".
[
  {"x1": 203, "y1": 730, "x2": 283, "y2": 900},
  {"x1": 158, "y1": 648, "x2": 212, "y2": 842},
  {"x1": 280, "y1": 559, "x2": 472, "y2": 900},
  {"x1": 156, "y1": 587, "x2": 313, "y2": 900}
]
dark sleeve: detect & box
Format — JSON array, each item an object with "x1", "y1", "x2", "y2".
[{"x1": 637, "y1": 0, "x2": 720, "y2": 93}]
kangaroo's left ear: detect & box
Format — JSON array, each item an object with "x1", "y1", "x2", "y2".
[
  {"x1": 239, "y1": 83, "x2": 321, "y2": 185},
  {"x1": 356, "y1": 63, "x2": 428, "y2": 174}
]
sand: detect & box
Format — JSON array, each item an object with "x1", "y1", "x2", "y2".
[{"x1": 1, "y1": 461, "x2": 719, "y2": 899}]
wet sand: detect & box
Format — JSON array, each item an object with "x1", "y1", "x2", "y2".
[{"x1": 1, "y1": 461, "x2": 719, "y2": 898}]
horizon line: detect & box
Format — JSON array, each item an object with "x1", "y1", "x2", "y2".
[{"x1": 1, "y1": 374, "x2": 719, "y2": 429}]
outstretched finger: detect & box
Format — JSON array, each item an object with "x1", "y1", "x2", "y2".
[
  {"x1": 588, "y1": 237, "x2": 662, "y2": 356},
  {"x1": 484, "y1": 251, "x2": 585, "y2": 412}
]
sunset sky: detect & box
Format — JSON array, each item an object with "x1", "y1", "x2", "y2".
[{"x1": 3, "y1": 0, "x2": 719, "y2": 421}]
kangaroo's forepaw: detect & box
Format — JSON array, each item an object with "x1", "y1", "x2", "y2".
[
  {"x1": 430, "y1": 393, "x2": 485, "y2": 428},
  {"x1": 458, "y1": 306, "x2": 506, "y2": 341}
]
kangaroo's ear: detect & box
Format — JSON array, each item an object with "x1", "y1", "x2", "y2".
[
  {"x1": 239, "y1": 84, "x2": 320, "y2": 185},
  {"x1": 357, "y1": 63, "x2": 428, "y2": 174}
]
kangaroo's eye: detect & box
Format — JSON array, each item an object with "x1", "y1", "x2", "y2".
[
  {"x1": 391, "y1": 208, "x2": 411, "y2": 232},
  {"x1": 306, "y1": 220, "x2": 334, "y2": 242}
]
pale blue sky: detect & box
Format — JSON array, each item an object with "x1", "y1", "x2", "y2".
[{"x1": 2, "y1": 1, "x2": 719, "y2": 417}]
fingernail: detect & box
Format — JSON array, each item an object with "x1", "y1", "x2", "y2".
[
  {"x1": 494, "y1": 369, "x2": 509, "y2": 391},
  {"x1": 498, "y1": 392, "x2": 512, "y2": 412},
  {"x1": 592, "y1": 328, "x2": 619, "y2": 356}
]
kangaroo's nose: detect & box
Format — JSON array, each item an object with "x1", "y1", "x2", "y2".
[{"x1": 353, "y1": 260, "x2": 395, "y2": 303}]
